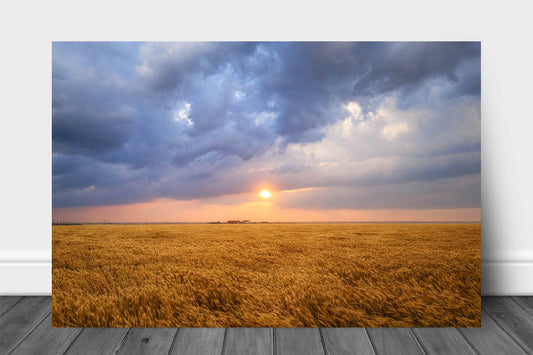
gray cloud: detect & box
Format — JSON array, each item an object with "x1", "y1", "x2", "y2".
[
  {"x1": 52, "y1": 42, "x2": 481, "y2": 208},
  {"x1": 52, "y1": 107, "x2": 137, "y2": 155},
  {"x1": 278, "y1": 174, "x2": 481, "y2": 210},
  {"x1": 352, "y1": 42, "x2": 480, "y2": 97}
]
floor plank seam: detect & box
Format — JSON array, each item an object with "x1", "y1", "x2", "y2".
[
  {"x1": 114, "y1": 327, "x2": 132, "y2": 354},
  {"x1": 272, "y1": 328, "x2": 277, "y2": 355},
  {"x1": 509, "y1": 296, "x2": 533, "y2": 318},
  {"x1": 409, "y1": 329, "x2": 429, "y2": 355},
  {"x1": 166, "y1": 328, "x2": 180, "y2": 355},
  {"x1": 363, "y1": 329, "x2": 378, "y2": 355},
  {"x1": 456, "y1": 328, "x2": 482, "y2": 355},
  {"x1": 6, "y1": 310, "x2": 51, "y2": 355},
  {"x1": 482, "y1": 302, "x2": 531, "y2": 355},
  {"x1": 60, "y1": 328, "x2": 84, "y2": 355},
  {"x1": 220, "y1": 328, "x2": 228, "y2": 355},
  {"x1": 0, "y1": 296, "x2": 24, "y2": 318},
  {"x1": 318, "y1": 328, "x2": 328, "y2": 355}
]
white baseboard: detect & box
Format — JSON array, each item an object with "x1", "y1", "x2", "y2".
[
  {"x1": 1, "y1": 260, "x2": 532, "y2": 296},
  {"x1": 0, "y1": 262, "x2": 51, "y2": 295},
  {"x1": 481, "y1": 261, "x2": 533, "y2": 295}
]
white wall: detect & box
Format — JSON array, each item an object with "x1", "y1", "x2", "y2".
[
  {"x1": 0, "y1": 0, "x2": 532, "y2": 295},
  {"x1": 481, "y1": 32, "x2": 533, "y2": 294}
]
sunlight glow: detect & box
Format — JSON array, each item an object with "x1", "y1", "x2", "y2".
[{"x1": 260, "y1": 190, "x2": 271, "y2": 199}]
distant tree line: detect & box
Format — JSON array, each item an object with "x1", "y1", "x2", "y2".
[{"x1": 52, "y1": 219, "x2": 82, "y2": 225}]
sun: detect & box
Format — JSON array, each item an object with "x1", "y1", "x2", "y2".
[{"x1": 259, "y1": 190, "x2": 271, "y2": 199}]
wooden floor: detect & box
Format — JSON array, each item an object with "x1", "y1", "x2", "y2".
[{"x1": 1, "y1": 297, "x2": 532, "y2": 354}]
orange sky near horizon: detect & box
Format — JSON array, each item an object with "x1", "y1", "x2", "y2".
[{"x1": 52, "y1": 193, "x2": 481, "y2": 223}]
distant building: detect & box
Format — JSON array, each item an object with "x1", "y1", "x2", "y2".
[
  {"x1": 242, "y1": 220, "x2": 251, "y2": 224},
  {"x1": 227, "y1": 220, "x2": 241, "y2": 224}
]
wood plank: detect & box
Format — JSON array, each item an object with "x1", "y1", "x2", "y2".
[
  {"x1": 321, "y1": 328, "x2": 375, "y2": 355},
  {"x1": 483, "y1": 296, "x2": 533, "y2": 353},
  {"x1": 1, "y1": 296, "x2": 533, "y2": 355},
  {"x1": 0, "y1": 296, "x2": 50, "y2": 353},
  {"x1": 9, "y1": 313, "x2": 81, "y2": 355},
  {"x1": 459, "y1": 309, "x2": 527, "y2": 355},
  {"x1": 224, "y1": 328, "x2": 273, "y2": 355},
  {"x1": 413, "y1": 328, "x2": 476, "y2": 355},
  {"x1": 169, "y1": 328, "x2": 225, "y2": 355},
  {"x1": 0, "y1": 296, "x2": 22, "y2": 316},
  {"x1": 366, "y1": 329, "x2": 424, "y2": 355},
  {"x1": 65, "y1": 328, "x2": 130, "y2": 355},
  {"x1": 117, "y1": 328, "x2": 177, "y2": 355},
  {"x1": 511, "y1": 296, "x2": 533, "y2": 317},
  {"x1": 275, "y1": 328, "x2": 324, "y2": 355}
]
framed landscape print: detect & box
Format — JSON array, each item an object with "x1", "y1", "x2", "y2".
[{"x1": 52, "y1": 42, "x2": 481, "y2": 327}]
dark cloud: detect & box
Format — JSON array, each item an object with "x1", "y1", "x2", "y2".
[
  {"x1": 352, "y1": 42, "x2": 480, "y2": 97},
  {"x1": 52, "y1": 42, "x2": 481, "y2": 208},
  {"x1": 52, "y1": 107, "x2": 136, "y2": 155},
  {"x1": 138, "y1": 42, "x2": 257, "y2": 93}
]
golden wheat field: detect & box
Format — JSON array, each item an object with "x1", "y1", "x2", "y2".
[{"x1": 52, "y1": 223, "x2": 480, "y2": 327}]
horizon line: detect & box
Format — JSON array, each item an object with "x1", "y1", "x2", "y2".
[{"x1": 52, "y1": 220, "x2": 481, "y2": 225}]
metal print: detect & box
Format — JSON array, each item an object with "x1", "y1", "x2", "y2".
[{"x1": 52, "y1": 42, "x2": 481, "y2": 327}]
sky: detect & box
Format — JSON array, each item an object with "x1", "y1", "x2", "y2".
[{"x1": 52, "y1": 42, "x2": 481, "y2": 222}]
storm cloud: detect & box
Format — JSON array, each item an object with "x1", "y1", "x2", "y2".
[{"x1": 52, "y1": 42, "x2": 480, "y2": 209}]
